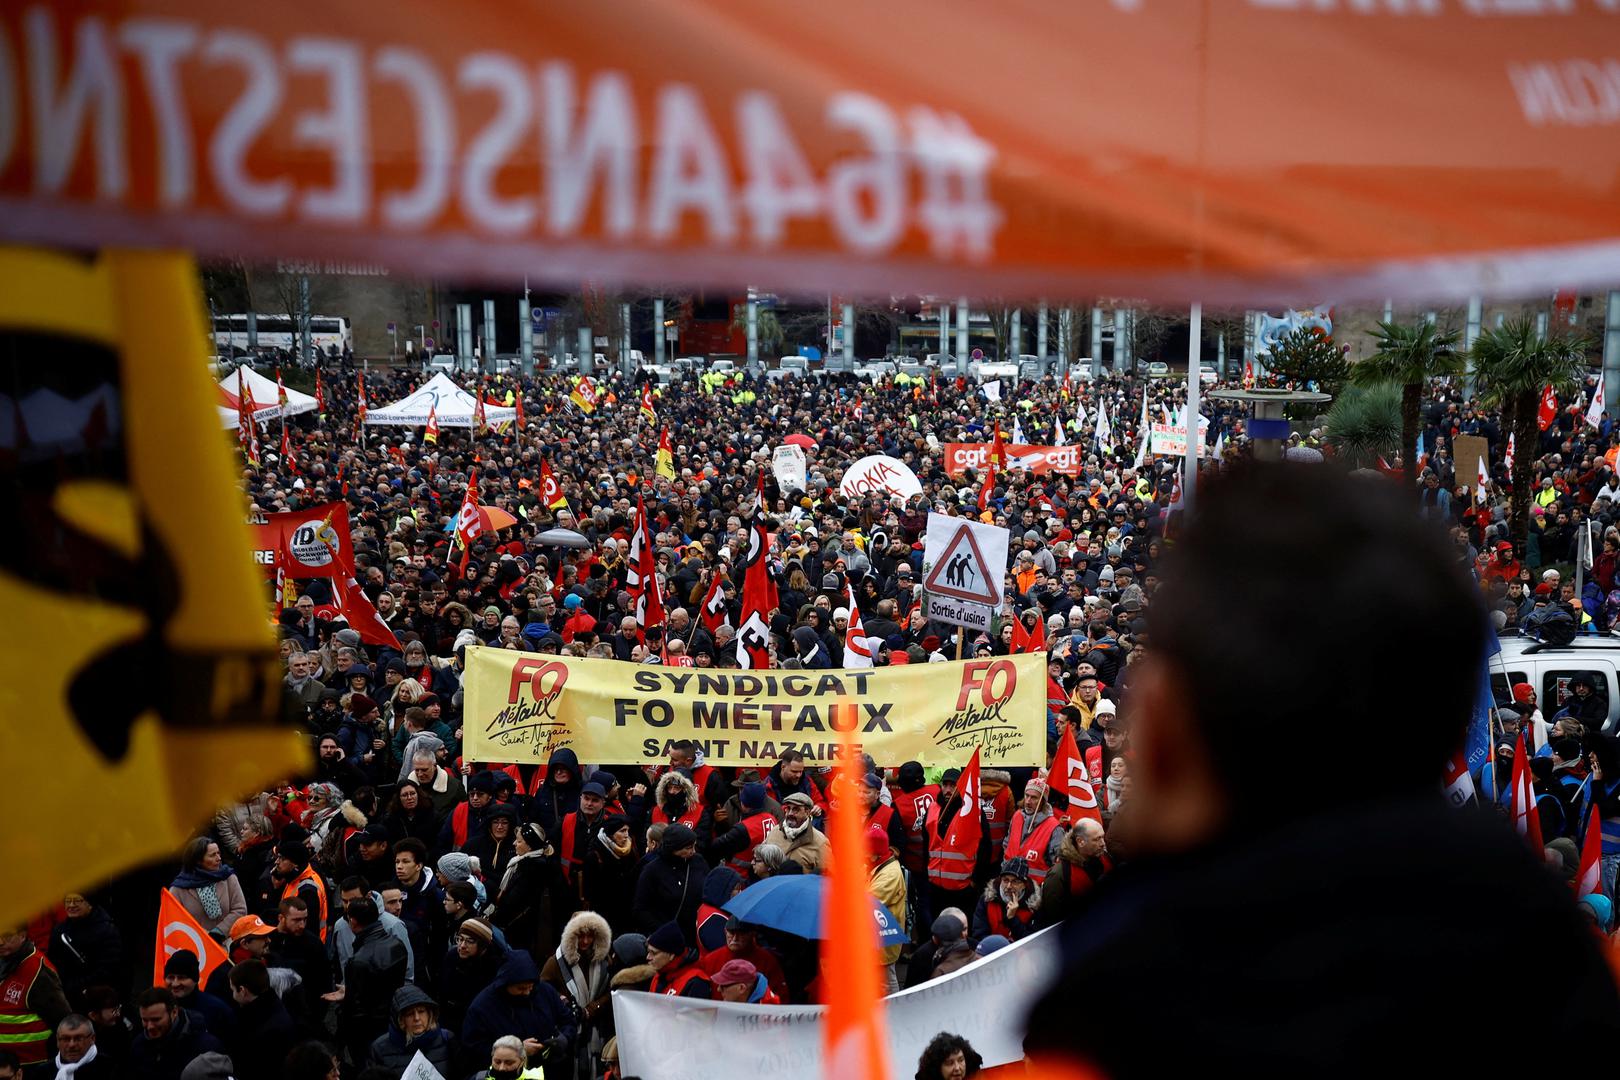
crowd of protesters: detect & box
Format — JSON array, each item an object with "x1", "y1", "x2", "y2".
[{"x1": 9, "y1": 354, "x2": 1620, "y2": 1080}]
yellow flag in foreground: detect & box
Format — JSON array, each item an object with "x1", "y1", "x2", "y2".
[{"x1": 0, "y1": 248, "x2": 308, "y2": 929}]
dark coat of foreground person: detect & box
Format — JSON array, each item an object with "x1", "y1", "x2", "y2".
[{"x1": 1024, "y1": 464, "x2": 1620, "y2": 1077}]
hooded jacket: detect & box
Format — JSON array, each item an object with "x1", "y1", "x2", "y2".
[
  {"x1": 532, "y1": 748, "x2": 583, "y2": 836},
  {"x1": 365, "y1": 985, "x2": 456, "y2": 1077},
  {"x1": 462, "y1": 803, "x2": 522, "y2": 883},
  {"x1": 540, "y1": 912, "x2": 613, "y2": 1055},
  {"x1": 696, "y1": 866, "x2": 743, "y2": 957},
  {"x1": 461, "y1": 949, "x2": 577, "y2": 1069}
]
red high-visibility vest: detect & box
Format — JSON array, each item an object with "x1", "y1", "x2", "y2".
[
  {"x1": 924, "y1": 803, "x2": 977, "y2": 892},
  {"x1": 725, "y1": 812, "x2": 779, "y2": 875},
  {"x1": 891, "y1": 785, "x2": 939, "y2": 874},
  {"x1": 0, "y1": 951, "x2": 54, "y2": 1065},
  {"x1": 1006, "y1": 812, "x2": 1063, "y2": 884}
]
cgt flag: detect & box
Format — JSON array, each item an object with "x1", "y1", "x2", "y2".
[
  {"x1": 656, "y1": 429, "x2": 675, "y2": 481},
  {"x1": 0, "y1": 248, "x2": 307, "y2": 930},
  {"x1": 1047, "y1": 724, "x2": 1102, "y2": 828},
  {"x1": 154, "y1": 887, "x2": 228, "y2": 989}
]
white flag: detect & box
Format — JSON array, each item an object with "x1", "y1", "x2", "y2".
[
  {"x1": 1213, "y1": 431, "x2": 1225, "y2": 460},
  {"x1": 1587, "y1": 374, "x2": 1606, "y2": 429},
  {"x1": 1095, "y1": 398, "x2": 1112, "y2": 451},
  {"x1": 1133, "y1": 391, "x2": 1150, "y2": 469},
  {"x1": 1052, "y1": 414, "x2": 1065, "y2": 447},
  {"x1": 1012, "y1": 416, "x2": 1025, "y2": 444},
  {"x1": 982, "y1": 379, "x2": 1002, "y2": 402},
  {"x1": 1476, "y1": 454, "x2": 1489, "y2": 503}
]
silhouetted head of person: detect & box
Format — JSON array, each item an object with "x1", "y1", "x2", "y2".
[{"x1": 1131, "y1": 464, "x2": 1484, "y2": 854}]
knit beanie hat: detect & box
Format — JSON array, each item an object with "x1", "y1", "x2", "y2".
[{"x1": 647, "y1": 921, "x2": 686, "y2": 955}]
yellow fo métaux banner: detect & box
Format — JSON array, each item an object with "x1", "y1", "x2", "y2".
[{"x1": 463, "y1": 647, "x2": 1045, "y2": 767}]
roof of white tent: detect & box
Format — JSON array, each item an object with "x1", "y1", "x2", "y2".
[
  {"x1": 364, "y1": 372, "x2": 517, "y2": 427},
  {"x1": 217, "y1": 365, "x2": 317, "y2": 428}
]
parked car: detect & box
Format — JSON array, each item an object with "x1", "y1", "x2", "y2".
[
  {"x1": 1493, "y1": 632, "x2": 1620, "y2": 733},
  {"x1": 767, "y1": 356, "x2": 813, "y2": 381}
]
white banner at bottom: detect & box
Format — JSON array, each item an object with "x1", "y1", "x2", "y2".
[{"x1": 613, "y1": 927, "x2": 1059, "y2": 1080}]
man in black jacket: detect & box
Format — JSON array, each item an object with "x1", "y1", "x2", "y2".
[
  {"x1": 632, "y1": 824, "x2": 709, "y2": 937},
  {"x1": 326, "y1": 897, "x2": 407, "y2": 1069},
  {"x1": 226, "y1": 961, "x2": 295, "y2": 1080},
  {"x1": 1024, "y1": 466, "x2": 1620, "y2": 1078}
]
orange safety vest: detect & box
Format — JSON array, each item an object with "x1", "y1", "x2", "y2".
[
  {"x1": 282, "y1": 864, "x2": 329, "y2": 942},
  {"x1": 924, "y1": 804, "x2": 977, "y2": 892},
  {"x1": 0, "y1": 951, "x2": 54, "y2": 1065},
  {"x1": 1006, "y1": 812, "x2": 1063, "y2": 884},
  {"x1": 725, "y1": 812, "x2": 779, "y2": 875}
]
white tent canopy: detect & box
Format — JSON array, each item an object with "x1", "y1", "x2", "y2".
[
  {"x1": 217, "y1": 364, "x2": 318, "y2": 428},
  {"x1": 364, "y1": 372, "x2": 517, "y2": 428}
]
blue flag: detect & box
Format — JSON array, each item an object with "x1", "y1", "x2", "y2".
[{"x1": 1466, "y1": 627, "x2": 1502, "y2": 779}]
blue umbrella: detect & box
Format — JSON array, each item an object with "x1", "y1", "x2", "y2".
[{"x1": 722, "y1": 875, "x2": 909, "y2": 945}]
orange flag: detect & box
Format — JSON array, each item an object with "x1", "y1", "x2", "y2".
[
  {"x1": 154, "y1": 888, "x2": 229, "y2": 988},
  {"x1": 824, "y1": 709, "x2": 891, "y2": 1080}
]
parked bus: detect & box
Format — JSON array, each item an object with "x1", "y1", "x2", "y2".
[{"x1": 211, "y1": 313, "x2": 352, "y2": 360}]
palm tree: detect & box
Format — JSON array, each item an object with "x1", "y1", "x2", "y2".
[
  {"x1": 1347, "y1": 320, "x2": 1463, "y2": 488},
  {"x1": 1471, "y1": 317, "x2": 1591, "y2": 554},
  {"x1": 1323, "y1": 384, "x2": 1402, "y2": 470}
]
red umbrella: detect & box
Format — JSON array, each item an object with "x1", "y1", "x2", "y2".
[{"x1": 783, "y1": 434, "x2": 817, "y2": 450}]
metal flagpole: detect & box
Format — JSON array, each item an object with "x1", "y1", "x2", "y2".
[{"x1": 1183, "y1": 302, "x2": 1202, "y2": 512}]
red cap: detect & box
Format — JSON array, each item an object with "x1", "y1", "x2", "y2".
[{"x1": 1512, "y1": 682, "x2": 1536, "y2": 704}]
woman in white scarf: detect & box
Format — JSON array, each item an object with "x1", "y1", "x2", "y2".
[{"x1": 540, "y1": 912, "x2": 613, "y2": 1077}]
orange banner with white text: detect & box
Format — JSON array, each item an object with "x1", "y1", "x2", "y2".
[{"x1": 3, "y1": 3, "x2": 1619, "y2": 302}]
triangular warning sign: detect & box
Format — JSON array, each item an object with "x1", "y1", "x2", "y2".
[{"x1": 924, "y1": 523, "x2": 999, "y2": 604}]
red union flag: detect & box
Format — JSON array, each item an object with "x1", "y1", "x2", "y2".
[
  {"x1": 1538, "y1": 385, "x2": 1560, "y2": 431},
  {"x1": 453, "y1": 470, "x2": 482, "y2": 573},
  {"x1": 1047, "y1": 725, "x2": 1102, "y2": 827},
  {"x1": 4, "y1": 6, "x2": 1620, "y2": 305}
]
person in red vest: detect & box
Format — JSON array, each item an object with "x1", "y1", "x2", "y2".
[
  {"x1": 1004, "y1": 781, "x2": 1067, "y2": 887},
  {"x1": 694, "y1": 867, "x2": 745, "y2": 960},
  {"x1": 649, "y1": 772, "x2": 710, "y2": 847},
  {"x1": 890, "y1": 762, "x2": 940, "y2": 936},
  {"x1": 971, "y1": 858, "x2": 1039, "y2": 941},
  {"x1": 861, "y1": 773, "x2": 909, "y2": 858},
  {"x1": 439, "y1": 771, "x2": 496, "y2": 854},
  {"x1": 1035, "y1": 818, "x2": 1110, "y2": 928},
  {"x1": 923, "y1": 770, "x2": 992, "y2": 924},
  {"x1": 665, "y1": 740, "x2": 724, "y2": 807},
  {"x1": 699, "y1": 919, "x2": 788, "y2": 1001},
  {"x1": 708, "y1": 783, "x2": 779, "y2": 875},
  {"x1": 644, "y1": 923, "x2": 712, "y2": 999},
  {"x1": 558, "y1": 780, "x2": 613, "y2": 898},
  {"x1": 0, "y1": 927, "x2": 69, "y2": 1073}
]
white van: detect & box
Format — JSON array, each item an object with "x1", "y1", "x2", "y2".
[{"x1": 1494, "y1": 633, "x2": 1620, "y2": 733}]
